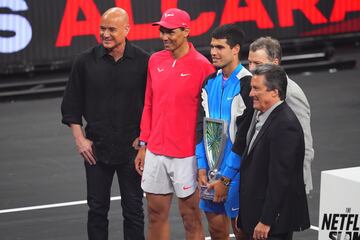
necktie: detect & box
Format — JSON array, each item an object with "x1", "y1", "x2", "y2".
[{"x1": 247, "y1": 112, "x2": 261, "y2": 152}]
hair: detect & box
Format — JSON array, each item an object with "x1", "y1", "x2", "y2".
[
  {"x1": 211, "y1": 23, "x2": 245, "y2": 60},
  {"x1": 159, "y1": 26, "x2": 185, "y2": 32},
  {"x1": 249, "y1": 37, "x2": 282, "y2": 64},
  {"x1": 251, "y1": 64, "x2": 287, "y2": 100}
]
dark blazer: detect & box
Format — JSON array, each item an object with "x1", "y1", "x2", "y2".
[{"x1": 237, "y1": 102, "x2": 310, "y2": 236}]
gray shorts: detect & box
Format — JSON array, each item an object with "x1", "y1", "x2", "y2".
[{"x1": 141, "y1": 149, "x2": 198, "y2": 198}]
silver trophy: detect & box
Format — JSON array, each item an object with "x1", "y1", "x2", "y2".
[{"x1": 200, "y1": 117, "x2": 228, "y2": 200}]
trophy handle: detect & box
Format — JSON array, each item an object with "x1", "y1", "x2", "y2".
[{"x1": 208, "y1": 169, "x2": 218, "y2": 182}]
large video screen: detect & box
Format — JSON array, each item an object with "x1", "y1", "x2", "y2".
[{"x1": 1, "y1": 0, "x2": 359, "y2": 73}]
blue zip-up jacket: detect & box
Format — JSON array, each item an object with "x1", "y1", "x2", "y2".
[{"x1": 196, "y1": 64, "x2": 253, "y2": 180}]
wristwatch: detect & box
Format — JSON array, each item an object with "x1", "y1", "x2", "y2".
[
  {"x1": 220, "y1": 176, "x2": 231, "y2": 187},
  {"x1": 138, "y1": 140, "x2": 147, "y2": 147}
]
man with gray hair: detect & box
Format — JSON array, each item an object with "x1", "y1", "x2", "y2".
[
  {"x1": 247, "y1": 36, "x2": 314, "y2": 194},
  {"x1": 234, "y1": 64, "x2": 310, "y2": 240}
]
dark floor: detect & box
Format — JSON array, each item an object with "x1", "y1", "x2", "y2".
[{"x1": 0, "y1": 63, "x2": 360, "y2": 239}]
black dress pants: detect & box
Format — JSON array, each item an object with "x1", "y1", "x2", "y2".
[
  {"x1": 84, "y1": 154, "x2": 144, "y2": 240},
  {"x1": 242, "y1": 229, "x2": 293, "y2": 240},
  {"x1": 268, "y1": 232, "x2": 293, "y2": 240}
]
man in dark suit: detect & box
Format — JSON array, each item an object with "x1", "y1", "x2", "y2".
[{"x1": 233, "y1": 64, "x2": 310, "y2": 240}]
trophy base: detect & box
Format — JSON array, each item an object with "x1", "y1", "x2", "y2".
[{"x1": 199, "y1": 185, "x2": 214, "y2": 201}]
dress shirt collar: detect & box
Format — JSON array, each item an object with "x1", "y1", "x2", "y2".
[{"x1": 258, "y1": 100, "x2": 284, "y2": 124}]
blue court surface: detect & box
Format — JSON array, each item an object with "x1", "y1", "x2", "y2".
[{"x1": 1, "y1": 61, "x2": 359, "y2": 239}]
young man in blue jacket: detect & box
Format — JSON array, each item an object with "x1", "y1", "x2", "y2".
[{"x1": 196, "y1": 23, "x2": 253, "y2": 239}]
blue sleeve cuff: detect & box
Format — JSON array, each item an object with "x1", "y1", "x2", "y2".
[
  {"x1": 222, "y1": 151, "x2": 241, "y2": 180},
  {"x1": 222, "y1": 166, "x2": 238, "y2": 180}
]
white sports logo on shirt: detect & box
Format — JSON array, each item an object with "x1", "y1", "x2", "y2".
[{"x1": 180, "y1": 73, "x2": 190, "y2": 77}]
